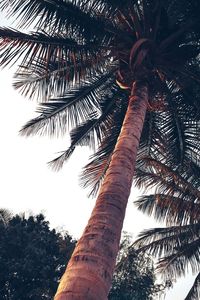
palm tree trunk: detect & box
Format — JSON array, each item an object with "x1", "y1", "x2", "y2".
[{"x1": 54, "y1": 82, "x2": 148, "y2": 300}]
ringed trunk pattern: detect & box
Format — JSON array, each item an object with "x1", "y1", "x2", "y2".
[{"x1": 55, "y1": 82, "x2": 148, "y2": 300}]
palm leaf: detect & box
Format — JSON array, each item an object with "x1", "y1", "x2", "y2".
[
  {"x1": 157, "y1": 239, "x2": 200, "y2": 279},
  {"x1": 48, "y1": 118, "x2": 99, "y2": 171},
  {"x1": 134, "y1": 224, "x2": 200, "y2": 259},
  {"x1": 13, "y1": 55, "x2": 112, "y2": 100},
  {"x1": 138, "y1": 110, "x2": 166, "y2": 160},
  {"x1": 49, "y1": 88, "x2": 126, "y2": 171},
  {"x1": 0, "y1": 27, "x2": 108, "y2": 69},
  {"x1": 135, "y1": 194, "x2": 200, "y2": 226},
  {"x1": 0, "y1": 0, "x2": 126, "y2": 42},
  {"x1": 134, "y1": 152, "x2": 200, "y2": 293},
  {"x1": 20, "y1": 70, "x2": 117, "y2": 136},
  {"x1": 80, "y1": 93, "x2": 128, "y2": 196},
  {"x1": 135, "y1": 156, "x2": 200, "y2": 200}
]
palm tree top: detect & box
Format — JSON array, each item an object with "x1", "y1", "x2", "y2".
[{"x1": 0, "y1": 0, "x2": 199, "y2": 195}]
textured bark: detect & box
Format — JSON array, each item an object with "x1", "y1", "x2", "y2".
[{"x1": 54, "y1": 82, "x2": 148, "y2": 300}]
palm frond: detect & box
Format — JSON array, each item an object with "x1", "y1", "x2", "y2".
[
  {"x1": 157, "y1": 239, "x2": 200, "y2": 279},
  {"x1": 162, "y1": 73, "x2": 200, "y2": 120},
  {"x1": 137, "y1": 79, "x2": 200, "y2": 169},
  {"x1": 48, "y1": 118, "x2": 99, "y2": 171},
  {"x1": 135, "y1": 157, "x2": 200, "y2": 200},
  {"x1": 80, "y1": 132, "x2": 118, "y2": 197},
  {"x1": 0, "y1": 0, "x2": 108, "y2": 36},
  {"x1": 134, "y1": 152, "x2": 200, "y2": 291},
  {"x1": 138, "y1": 110, "x2": 166, "y2": 160},
  {"x1": 0, "y1": 27, "x2": 109, "y2": 69},
  {"x1": 134, "y1": 167, "x2": 171, "y2": 194},
  {"x1": 20, "y1": 70, "x2": 117, "y2": 136},
  {"x1": 49, "y1": 88, "x2": 126, "y2": 171},
  {"x1": 80, "y1": 149, "x2": 112, "y2": 198},
  {"x1": 134, "y1": 164, "x2": 186, "y2": 198},
  {"x1": 133, "y1": 224, "x2": 200, "y2": 259},
  {"x1": 135, "y1": 194, "x2": 200, "y2": 226},
  {"x1": 80, "y1": 93, "x2": 128, "y2": 196},
  {"x1": 152, "y1": 84, "x2": 200, "y2": 164},
  {"x1": 13, "y1": 55, "x2": 113, "y2": 100}
]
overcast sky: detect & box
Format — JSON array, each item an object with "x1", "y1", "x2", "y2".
[{"x1": 0, "y1": 11, "x2": 196, "y2": 300}]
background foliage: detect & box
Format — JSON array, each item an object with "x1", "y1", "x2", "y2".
[{"x1": 0, "y1": 212, "x2": 76, "y2": 300}]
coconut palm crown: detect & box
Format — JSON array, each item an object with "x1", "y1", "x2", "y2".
[
  {"x1": 0, "y1": 0, "x2": 200, "y2": 299},
  {"x1": 133, "y1": 154, "x2": 200, "y2": 300},
  {"x1": 0, "y1": 1, "x2": 199, "y2": 185}
]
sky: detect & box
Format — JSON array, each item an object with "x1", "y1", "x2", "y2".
[{"x1": 0, "y1": 11, "x2": 197, "y2": 300}]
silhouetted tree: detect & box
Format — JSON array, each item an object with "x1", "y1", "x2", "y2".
[
  {"x1": 0, "y1": 213, "x2": 76, "y2": 300},
  {"x1": 109, "y1": 234, "x2": 170, "y2": 300}
]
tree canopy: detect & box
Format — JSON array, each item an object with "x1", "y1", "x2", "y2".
[
  {"x1": 0, "y1": 212, "x2": 76, "y2": 300},
  {"x1": 109, "y1": 233, "x2": 171, "y2": 300}
]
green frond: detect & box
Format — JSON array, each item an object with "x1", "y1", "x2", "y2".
[
  {"x1": 137, "y1": 80, "x2": 200, "y2": 170},
  {"x1": 166, "y1": 74, "x2": 200, "y2": 120},
  {"x1": 151, "y1": 81, "x2": 200, "y2": 164},
  {"x1": 134, "y1": 152, "x2": 200, "y2": 289},
  {"x1": 20, "y1": 70, "x2": 116, "y2": 137},
  {"x1": 49, "y1": 118, "x2": 99, "y2": 171},
  {"x1": 80, "y1": 93, "x2": 128, "y2": 196},
  {"x1": 135, "y1": 156, "x2": 200, "y2": 201},
  {"x1": 138, "y1": 110, "x2": 165, "y2": 160},
  {"x1": 135, "y1": 194, "x2": 200, "y2": 226},
  {"x1": 157, "y1": 239, "x2": 200, "y2": 279},
  {"x1": 49, "y1": 88, "x2": 126, "y2": 171},
  {"x1": 80, "y1": 150, "x2": 112, "y2": 198},
  {"x1": 13, "y1": 56, "x2": 113, "y2": 100},
  {"x1": 0, "y1": 0, "x2": 113, "y2": 40},
  {"x1": 80, "y1": 134, "x2": 117, "y2": 197},
  {"x1": 0, "y1": 27, "x2": 109, "y2": 70},
  {"x1": 134, "y1": 168, "x2": 171, "y2": 193},
  {"x1": 134, "y1": 224, "x2": 200, "y2": 259}
]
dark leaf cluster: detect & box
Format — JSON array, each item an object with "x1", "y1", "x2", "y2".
[
  {"x1": 109, "y1": 233, "x2": 169, "y2": 300},
  {"x1": 0, "y1": 212, "x2": 76, "y2": 300}
]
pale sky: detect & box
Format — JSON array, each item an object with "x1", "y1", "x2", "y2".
[{"x1": 0, "y1": 11, "x2": 197, "y2": 300}]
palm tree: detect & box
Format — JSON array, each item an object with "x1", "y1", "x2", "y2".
[
  {"x1": 0, "y1": 1, "x2": 199, "y2": 299},
  {"x1": 133, "y1": 155, "x2": 200, "y2": 300}
]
